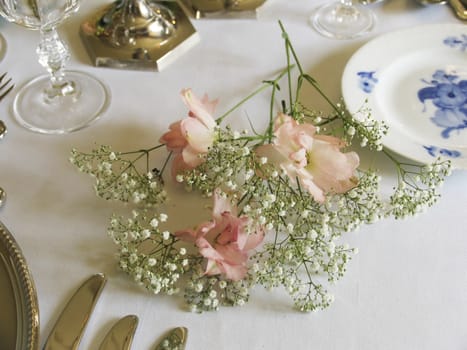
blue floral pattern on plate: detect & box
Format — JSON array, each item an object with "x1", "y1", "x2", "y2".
[
  {"x1": 443, "y1": 35, "x2": 467, "y2": 51},
  {"x1": 357, "y1": 71, "x2": 378, "y2": 93},
  {"x1": 417, "y1": 69, "x2": 467, "y2": 139},
  {"x1": 423, "y1": 145, "x2": 462, "y2": 158}
]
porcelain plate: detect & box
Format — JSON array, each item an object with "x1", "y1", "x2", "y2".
[{"x1": 342, "y1": 23, "x2": 467, "y2": 169}]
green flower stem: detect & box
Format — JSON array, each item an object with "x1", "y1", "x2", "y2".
[
  {"x1": 121, "y1": 144, "x2": 169, "y2": 176},
  {"x1": 120, "y1": 143, "x2": 166, "y2": 156},
  {"x1": 381, "y1": 149, "x2": 412, "y2": 185},
  {"x1": 278, "y1": 21, "x2": 341, "y2": 115},
  {"x1": 267, "y1": 76, "x2": 281, "y2": 142},
  {"x1": 160, "y1": 151, "x2": 173, "y2": 178},
  {"x1": 216, "y1": 65, "x2": 292, "y2": 124},
  {"x1": 283, "y1": 29, "x2": 294, "y2": 111}
]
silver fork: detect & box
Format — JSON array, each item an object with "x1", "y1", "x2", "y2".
[
  {"x1": 0, "y1": 73, "x2": 14, "y2": 102},
  {"x1": 0, "y1": 73, "x2": 13, "y2": 206},
  {"x1": 0, "y1": 73, "x2": 14, "y2": 140}
]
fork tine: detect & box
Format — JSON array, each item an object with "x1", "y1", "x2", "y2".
[
  {"x1": 0, "y1": 77, "x2": 12, "y2": 91},
  {"x1": 0, "y1": 83, "x2": 14, "y2": 102},
  {"x1": 0, "y1": 73, "x2": 14, "y2": 101}
]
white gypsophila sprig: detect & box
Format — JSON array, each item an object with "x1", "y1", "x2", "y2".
[
  {"x1": 387, "y1": 157, "x2": 451, "y2": 219},
  {"x1": 339, "y1": 102, "x2": 388, "y2": 151},
  {"x1": 180, "y1": 128, "x2": 257, "y2": 198},
  {"x1": 70, "y1": 145, "x2": 167, "y2": 206},
  {"x1": 184, "y1": 272, "x2": 253, "y2": 312},
  {"x1": 329, "y1": 169, "x2": 384, "y2": 229},
  {"x1": 108, "y1": 211, "x2": 187, "y2": 295},
  {"x1": 240, "y1": 160, "x2": 358, "y2": 311},
  {"x1": 290, "y1": 100, "x2": 387, "y2": 151},
  {"x1": 253, "y1": 237, "x2": 354, "y2": 312}
]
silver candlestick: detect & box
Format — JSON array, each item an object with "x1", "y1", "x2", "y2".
[{"x1": 80, "y1": 0, "x2": 199, "y2": 71}]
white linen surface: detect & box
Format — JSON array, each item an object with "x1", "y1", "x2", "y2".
[{"x1": 0, "y1": 1, "x2": 466, "y2": 349}]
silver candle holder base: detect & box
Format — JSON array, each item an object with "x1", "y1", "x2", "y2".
[
  {"x1": 179, "y1": 0, "x2": 267, "y2": 19},
  {"x1": 80, "y1": 0, "x2": 199, "y2": 71}
]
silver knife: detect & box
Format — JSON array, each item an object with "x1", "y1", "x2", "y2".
[
  {"x1": 98, "y1": 315, "x2": 139, "y2": 350},
  {"x1": 43, "y1": 273, "x2": 107, "y2": 350},
  {"x1": 155, "y1": 327, "x2": 188, "y2": 350}
]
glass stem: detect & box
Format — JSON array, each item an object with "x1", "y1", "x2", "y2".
[{"x1": 37, "y1": 27, "x2": 77, "y2": 101}]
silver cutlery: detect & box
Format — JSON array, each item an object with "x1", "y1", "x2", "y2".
[
  {"x1": 0, "y1": 73, "x2": 14, "y2": 139},
  {"x1": 43, "y1": 273, "x2": 107, "y2": 350},
  {"x1": 99, "y1": 315, "x2": 139, "y2": 350},
  {"x1": 0, "y1": 186, "x2": 5, "y2": 207},
  {"x1": 0, "y1": 120, "x2": 6, "y2": 139},
  {"x1": 0, "y1": 72, "x2": 14, "y2": 102},
  {"x1": 155, "y1": 327, "x2": 188, "y2": 350}
]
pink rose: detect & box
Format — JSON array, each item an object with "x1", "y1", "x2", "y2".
[
  {"x1": 256, "y1": 113, "x2": 359, "y2": 203},
  {"x1": 160, "y1": 89, "x2": 218, "y2": 177},
  {"x1": 175, "y1": 190, "x2": 264, "y2": 281}
]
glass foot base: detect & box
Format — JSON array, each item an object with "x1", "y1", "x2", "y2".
[
  {"x1": 310, "y1": 3, "x2": 375, "y2": 39},
  {"x1": 13, "y1": 71, "x2": 110, "y2": 134}
]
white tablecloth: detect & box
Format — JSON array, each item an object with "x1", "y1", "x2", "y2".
[{"x1": 1, "y1": 1, "x2": 466, "y2": 349}]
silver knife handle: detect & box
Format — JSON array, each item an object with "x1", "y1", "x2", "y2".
[
  {"x1": 43, "y1": 273, "x2": 106, "y2": 350},
  {"x1": 98, "y1": 315, "x2": 139, "y2": 350},
  {"x1": 155, "y1": 327, "x2": 188, "y2": 350}
]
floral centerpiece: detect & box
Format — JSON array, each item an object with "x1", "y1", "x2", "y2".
[{"x1": 70, "y1": 23, "x2": 450, "y2": 313}]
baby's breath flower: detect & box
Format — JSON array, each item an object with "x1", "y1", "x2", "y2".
[
  {"x1": 150, "y1": 218, "x2": 159, "y2": 228},
  {"x1": 162, "y1": 231, "x2": 170, "y2": 240}
]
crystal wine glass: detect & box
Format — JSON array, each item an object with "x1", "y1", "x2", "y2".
[
  {"x1": 0, "y1": 0, "x2": 109, "y2": 134},
  {"x1": 310, "y1": 0, "x2": 375, "y2": 40}
]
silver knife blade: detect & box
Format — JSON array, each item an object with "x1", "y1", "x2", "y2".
[
  {"x1": 155, "y1": 327, "x2": 188, "y2": 350},
  {"x1": 43, "y1": 273, "x2": 107, "y2": 350},
  {"x1": 98, "y1": 315, "x2": 139, "y2": 350}
]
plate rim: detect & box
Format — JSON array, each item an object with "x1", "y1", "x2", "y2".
[
  {"x1": 0, "y1": 221, "x2": 39, "y2": 350},
  {"x1": 341, "y1": 22, "x2": 467, "y2": 169}
]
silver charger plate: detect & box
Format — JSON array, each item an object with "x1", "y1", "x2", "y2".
[{"x1": 0, "y1": 221, "x2": 39, "y2": 350}]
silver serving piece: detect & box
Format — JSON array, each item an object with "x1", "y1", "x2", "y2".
[
  {"x1": 179, "y1": 0, "x2": 266, "y2": 19},
  {"x1": 80, "y1": 0, "x2": 199, "y2": 71}
]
